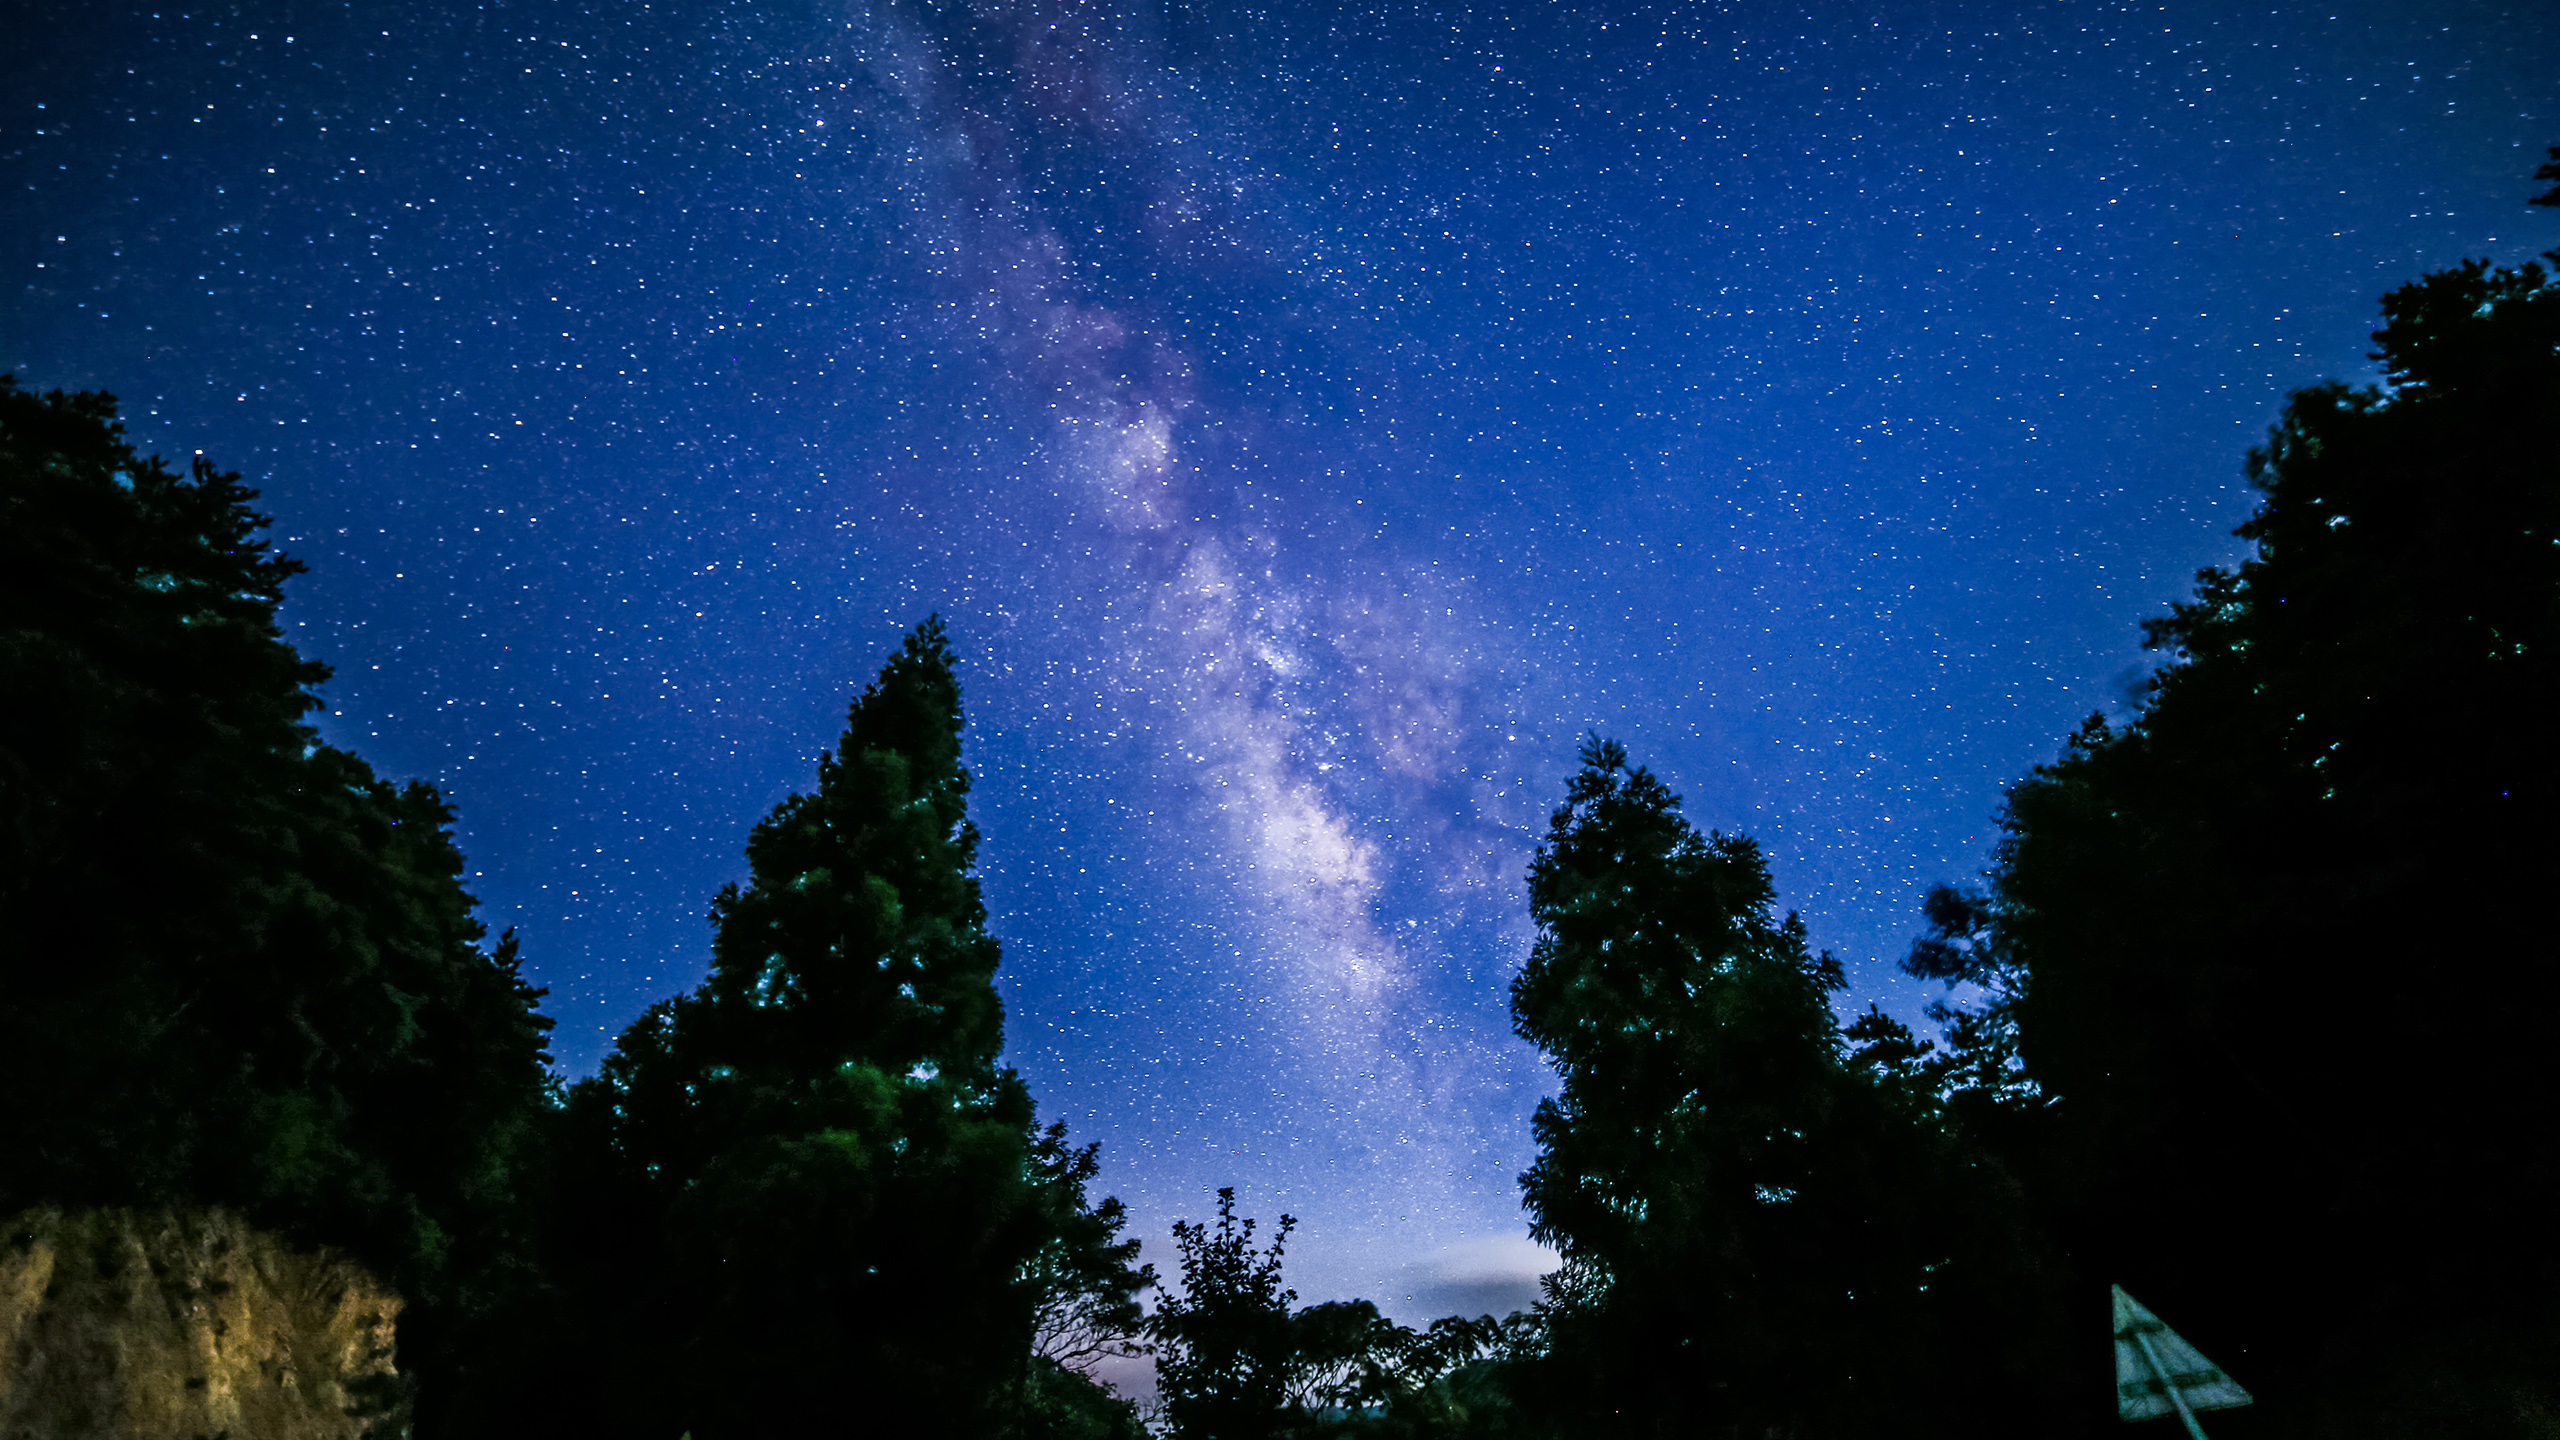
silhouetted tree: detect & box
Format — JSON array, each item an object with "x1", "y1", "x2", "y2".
[
  {"x1": 1284, "y1": 1304, "x2": 1519, "y2": 1440},
  {"x1": 1013, "y1": 1121, "x2": 1157, "y2": 1440},
  {"x1": 1147, "y1": 1187, "x2": 1525, "y2": 1440},
  {"x1": 1892, "y1": 882, "x2": 2049, "y2": 1170},
  {"x1": 559, "y1": 619, "x2": 1147, "y2": 1439},
  {"x1": 1947, "y1": 245, "x2": 2560, "y2": 1434},
  {"x1": 1283, "y1": 1299, "x2": 1413, "y2": 1422},
  {"x1": 1508, "y1": 738, "x2": 2063, "y2": 1439},
  {"x1": 1027, "y1": 1123, "x2": 1157, "y2": 1376},
  {"x1": 1367, "y1": 1313, "x2": 1543, "y2": 1440},
  {"x1": 1153, "y1": 1188, "x2": 1300, "y2": 1440},
  {"x1": 1012, "y1": 1353, "x2": 1153, "y2": 1440},
  {"x1": 0, "y1": 376, "x2": 559, "y2": 1433}
]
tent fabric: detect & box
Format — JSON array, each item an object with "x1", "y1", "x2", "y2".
[{"x1": 2113, "y1": 1284, "x2": 2254, "y2": 1421}]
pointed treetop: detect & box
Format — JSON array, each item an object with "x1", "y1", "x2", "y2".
[{"x1": 692, "y1": 614, "x2": 1004, "y2": 1084}]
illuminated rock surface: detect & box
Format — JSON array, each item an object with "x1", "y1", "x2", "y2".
[{"x1": 0, "y1": 1209, "x2": 401, "y2": 1440}]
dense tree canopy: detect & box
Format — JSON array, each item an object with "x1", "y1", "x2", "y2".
[
  {"x1": 0, "y1": 375, "x2": 558, "y2": 1429},
  {"x1": 1508, "y1": 738, "x2": 2063, "y2": 1439},
  {"x1": 1928, "y1": 251, "x2": 2560, "y2": 1434}
]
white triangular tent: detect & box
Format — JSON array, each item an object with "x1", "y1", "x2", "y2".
[{"x1": 2114, "y1": 1284, "x2": 2252, "y2": 1436}]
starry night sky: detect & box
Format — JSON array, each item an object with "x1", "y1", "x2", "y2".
[{"x1": 9, "y1": 0, "x2": 2556, "y2": 1322}]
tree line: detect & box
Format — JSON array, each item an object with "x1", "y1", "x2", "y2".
[
  {"x1": 3, "y1": 154, "x2": 2554, "y2": 1438},
  {"x1": 0, "y1": 384, "x2": 1149, "y2": 1438}
]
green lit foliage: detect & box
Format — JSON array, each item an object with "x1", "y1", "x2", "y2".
[
  {"x1": 1508, "y1": 738, "x2": 2063, "y2": 1439},
  {"x1": 1960, "y1": 246, "x2": 2560, "y2": 1432},
  {"x1": 0, "y1": 376, "x2": 558, "y2": 1432},
  {"x1": 558, "y1": 620, "x2": 1147, "y2": 1440}
]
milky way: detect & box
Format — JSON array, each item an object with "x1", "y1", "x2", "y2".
[{"x1": 9, "y1": 0, "x2": 2555, "y2": 1321}]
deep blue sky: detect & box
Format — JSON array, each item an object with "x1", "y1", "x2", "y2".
[{"x1": 10, "y1": 0, "x2": 2556, "y2": 1321}]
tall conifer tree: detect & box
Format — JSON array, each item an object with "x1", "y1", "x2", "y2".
[{"x1": 565, "y1": 619, "x2": 1138, "y2": 1439}]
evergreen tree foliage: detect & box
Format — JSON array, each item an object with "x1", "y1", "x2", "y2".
[
  {"x1": 1947, "y1": 249, "x2": 2560, "y2": 1434},
  {"x1": 558, "y1": 619, "x2": 1146, "y2": 1439},
  {"x1": 1508, "y1": 738, "x2": 2062, "y2": 1439},
  {"x1": 0, "y1": 376, "x2": 559, "y2": 1431}
]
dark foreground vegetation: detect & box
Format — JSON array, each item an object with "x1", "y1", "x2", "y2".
[{"x1": 4, "y1": 155, "x2": 2555, "y2": 1439}]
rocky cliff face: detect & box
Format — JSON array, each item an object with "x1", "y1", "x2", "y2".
[{"x1": 0, "y1": 1208, "x2": 403, "y2": 1440}]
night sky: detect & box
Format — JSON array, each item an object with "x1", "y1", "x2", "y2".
[{"x1": 10, "y1": 0, "x2": 2556, "y2": 1324}]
